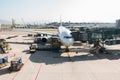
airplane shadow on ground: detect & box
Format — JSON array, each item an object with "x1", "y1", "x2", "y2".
[{"x1": 28, "y1": 48, "x2": 120, "y2": 65}]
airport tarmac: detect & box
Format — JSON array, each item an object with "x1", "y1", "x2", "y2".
[{"x1": 1, "y1": 29, "x2": 120, "y2": 80}]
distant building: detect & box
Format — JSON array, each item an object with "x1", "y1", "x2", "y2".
[
  {"x1": 0, "y1": 24, "x2": 12, "y2": 31},
  {"x1": 116, "y1": 19, "x2": 120, "y2": 28},
  {"x1": 46, "y1": 22, "x2": 115, "y2": 28}
]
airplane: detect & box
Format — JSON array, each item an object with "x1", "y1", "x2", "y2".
[{"x1": 25, "y1": 22, "x2": 74, "y2": 52}]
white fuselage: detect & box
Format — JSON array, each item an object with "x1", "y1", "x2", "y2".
[{"x1": 58, "y1": 26, "x2": 74, "y2": 47}]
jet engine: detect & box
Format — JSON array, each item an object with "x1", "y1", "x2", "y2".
[{"x1": 41, "y1": 37, "x2": 48, "y2": 42}]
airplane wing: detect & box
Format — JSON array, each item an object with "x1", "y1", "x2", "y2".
[{"x1": 17, "y1": 29, "x2": 59, "y2": 37}]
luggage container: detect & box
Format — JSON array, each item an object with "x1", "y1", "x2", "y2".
[
  {"x1": 0, "y1": 58, "x2": 3, "y2": 64},
  {"x1": 3, "y1": 56, "x2": 8, "y2": 63},
  {"x1": 29, "y1": 44, "x2": 37, "y2": 53},
  {"x1": 8, "y1": 57, "x2": 23, "y2": 71},
  {"x1": 0, "y1": 56, "x2": 8, "y2": 68}
]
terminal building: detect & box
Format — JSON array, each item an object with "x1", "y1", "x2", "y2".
[{"x1": 116, "y1": 19, "x2": 120, "y2": 28}]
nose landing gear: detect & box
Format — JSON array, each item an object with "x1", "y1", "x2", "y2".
[{"x1": 65, "y1": 46, "x2": 69, "y2": 52}]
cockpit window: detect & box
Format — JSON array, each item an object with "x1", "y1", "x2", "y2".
[{"x1": 64, "y1": 36, "x2": 72, "y2": 38}]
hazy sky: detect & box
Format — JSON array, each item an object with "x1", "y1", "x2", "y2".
[{"x1": 0, "y1": 0, "x2": 120, "y2": 23}]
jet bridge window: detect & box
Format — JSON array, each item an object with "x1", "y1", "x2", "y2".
[{"x1": 64, "y1": 36, "x2": 72, "y2": 39}]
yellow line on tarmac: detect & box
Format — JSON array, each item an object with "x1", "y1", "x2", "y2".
[{"x1": 67, "y1": 52, "x2": 73, "y2": 61}]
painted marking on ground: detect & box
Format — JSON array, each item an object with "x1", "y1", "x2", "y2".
[{"x1": 35, "y1": 64, "x2": 42, "y2": 80}]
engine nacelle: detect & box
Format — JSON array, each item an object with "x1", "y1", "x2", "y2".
[{"x1": 41, "y1": 37, "x2": 48, "y2": 42}]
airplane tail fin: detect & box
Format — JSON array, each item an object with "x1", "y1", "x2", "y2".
[{"x1": 60, "y1": 15, "x2": 62, "y2": 26}]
